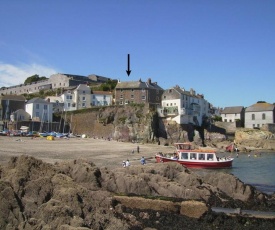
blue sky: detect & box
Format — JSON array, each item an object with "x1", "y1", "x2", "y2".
[{"x1": 0, "y1": 0, "x2": 274, "y2": 108}]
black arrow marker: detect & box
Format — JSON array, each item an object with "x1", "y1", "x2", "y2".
[{"x1": 126, "y1": 54, "x2": 131, "y2": 76}]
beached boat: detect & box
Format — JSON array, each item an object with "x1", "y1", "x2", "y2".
[{"x1": 155, "y1": 143, "x2": 233, "y2": 169}]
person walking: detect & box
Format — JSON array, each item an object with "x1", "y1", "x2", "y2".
[{"x1": 137, "y1": 145, "x2": 140, "y2": 153}]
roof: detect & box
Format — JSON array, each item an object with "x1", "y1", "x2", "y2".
[
  {"x1": 245, "y1": 102, "x2": 275, "y2": 112},
  {"x1": 116, "y1": 79, "x2": 163, "y2": 90},
  {"x1": 221, "y1": 106, "x2": 244, "y2": 114},
  {"x1": 0, "y1": 95, "x2": 26, "y2": 101},
  {"x1": 26, "y1": 97, "x2": 49, "y2": 104}
]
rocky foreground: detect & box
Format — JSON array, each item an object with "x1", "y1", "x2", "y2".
[{"x1": 1, "y1": 156, "x2": 275, "y2": 230}]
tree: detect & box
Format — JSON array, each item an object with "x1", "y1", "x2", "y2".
[{"x1": 24, "y1": 74, "x2": 48, "y2": 84}]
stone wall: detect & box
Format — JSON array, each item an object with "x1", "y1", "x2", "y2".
[
  {"x1": 262, "y1": 123, "x2": 275, "y2": 134},
  {"x1": 214, "y1": 121, "x2": 236, "y2": 134}
]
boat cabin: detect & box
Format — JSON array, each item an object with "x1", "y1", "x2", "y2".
[{"x1": 178, "y1": 151, "x2": 216, "y2": 161}]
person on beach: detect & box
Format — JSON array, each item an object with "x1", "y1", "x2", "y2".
[
  {"x1": 132, "y1": 149, "x2": 134, "y2": 154},
  {"x1": 126, "y1": 159, "x2": 130, "y2": 166},
  {"x1": 137, "y1": 145, "x2": 140, "y2": 153},
  {"x1": 140, "y1": 156, "x2": 146, "y2": 165},
  {"x1": 122, "y1": 161, "x2": 126, "y2": 168}
]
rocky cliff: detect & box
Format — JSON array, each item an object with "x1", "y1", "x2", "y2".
[
  {"x1": 1, "y1": 156, "x2": 274, "y2": 229},
  {"x1": 67, "y1": 106, "x2": 275, "y2": 150}
]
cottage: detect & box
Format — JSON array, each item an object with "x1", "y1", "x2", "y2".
[{"x1": 221, "y1": 106, "x2": 244, "y2": 125}]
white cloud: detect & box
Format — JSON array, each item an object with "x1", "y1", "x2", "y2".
[{"x1": 0, "y1": 62, "x2": 58, "y2": 87}]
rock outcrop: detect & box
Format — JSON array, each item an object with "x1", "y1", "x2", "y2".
[{"x1": 1, "y1": 156, "x2": 274, "y2": 229}]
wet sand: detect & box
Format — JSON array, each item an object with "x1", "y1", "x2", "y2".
[{"x1": 0, "y1": 136, "x2": 175, "y2": 169}]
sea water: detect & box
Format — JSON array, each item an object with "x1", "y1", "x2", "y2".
[
  {"x1": 228, "y1": 152, "x2": 275, "y2": 194},
  {"x1": 218, "y1": 152, "x2": 275, "y2": 194}
]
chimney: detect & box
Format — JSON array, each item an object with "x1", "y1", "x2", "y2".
[{"x1": 147, "y1": 78, "x2": 152, "y2": 84}]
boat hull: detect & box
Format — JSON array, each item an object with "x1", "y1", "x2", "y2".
[{"x1": 155, "y1": 155, "x2": 233, "y2": 169}]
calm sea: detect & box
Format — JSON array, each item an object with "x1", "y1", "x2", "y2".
[{"x1": 196, "y1": 152, "x2": 275, "y2": 195}]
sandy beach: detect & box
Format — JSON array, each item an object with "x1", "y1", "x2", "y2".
[{"x1": 0, "y1": 136, "x2": 175, "y2": 169}]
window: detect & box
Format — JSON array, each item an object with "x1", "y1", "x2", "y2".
[
  {"x1": 82, "y1": 96, "x2": 86, "y2": 101},
  {"x1": 199, "y1": 154, "x2": 205, "y2": 160},
  {"x1": 103, "y1": 95, "x2": 106, "y2": 99},
  {"x1": 131, "y1": 89, "x2": 134, "y2": 92},
  {"x1": 131, "y1": 95, "x2": 134, "y2": 99},
  {"x1": 35, "y1": 112, "x2": 39, "y2": 117},
  {"x1": 181, "y1": 152, "x2": 188, "y2": 159},
  {"x1": 44, "y1": 105, "x2": 47, "y2": 110},
  {"x1": 142, "y1": 88, "x2": 145, "y2": 92},
  {"x1": 120, "y1": 95, "x2": 123, "y2": 99},
  {"x1": 120, "y1": 89, "x2": 123, "y2": 92},
  {"x1": 68, "y1": 103, "x2": 71, "y2": 107},
  {"x1": 207, "y1": 154, "x2": 214, "y2": 161},
  {"x1": 82, "y1": 103, "x2": 86, "y2": 107},
  {"x1": 224, "y1": 119, "x2": 227, "y2": 122},
  {"x1": 93, "y1": 95, "x2": 95, "y2": 99},
  {"x1": 190, "y1": 153, "x2": 197, "y2": 160},
  {"x1": 36, "y1": 104, "x2": 39, "y2": 109},
  {"x1": 83, "y1": 91, "x2": 86, "y2": 94},
  {"x1": 119, "y1": 101, "x2": 123, "y2": 105},
  {"x1": 252, "y1": 114, "x2": 255, "y2": 120},
  {"x1": 142, "y1": 96, "x2": 146, "y2": 100},
  {"x1": 262, "y1": 113, "x2": 266, "y2": 120},
  {"x1": 164, "y1": 96, "x2": 166, "y2": 99}
]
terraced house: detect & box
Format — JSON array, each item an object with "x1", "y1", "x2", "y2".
[
  {"x1": 157, "y1": 85, "x2": 210, "y2": 126},
  {"x1": 115, "y1": 78, "x2": 163, "y2": 106}
]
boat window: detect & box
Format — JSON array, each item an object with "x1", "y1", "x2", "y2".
[
  {"x1": 207, "y1": 154, "x2": 214, "y2": 161},
  {"x1": 199, "y1": 154, "x2": 205, "y2": 160},
  {"x1": 181, "y1": 152, "x2": 188, "y2": 160},
  {"x1": 190, "y1": 153, "x2": 197, "y2": 160}
]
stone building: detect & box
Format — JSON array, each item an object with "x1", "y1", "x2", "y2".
[
  {"x1": 245, "y1": 102, "x2": 275, "y2": 128},
  {"x1": 115, "y1": 78, "x2": 164, "y2": 106},
  {"x1": 0, "y1": 73, "x2": 110, "y2": 95}
]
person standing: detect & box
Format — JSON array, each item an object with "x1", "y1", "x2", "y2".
[
  {"x1": 122, "y1": 161, "x2": 126, "y2": 168},
  {"x1": 137, "y1": 145, "x2": 140, "y2": 153},
  {"x1": 140, "y1": 156, "x2": 146, "y2": 165}
]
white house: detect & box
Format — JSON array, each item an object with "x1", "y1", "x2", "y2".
[
  {"x1": 221, "y1": 106, "x2": 244, "y2": 123},
  {"x1": 91, "y1": 91, "x2": 113, "y2": 106},
  {"x1": 61, "y1": 84, "x2": 91, "y2": 111},
  {"x1": 157, "y1": 86, "x2": 210, "y2": 126},
  {"x1": 245, "y1": 102, "x2": 275, "y2": 128},
  {"x1": 45, "y1": 96, "x2": 64, "y2": 113},
  {"x1": 25, "y1": 97, "x2": 53, "y2": 122}
]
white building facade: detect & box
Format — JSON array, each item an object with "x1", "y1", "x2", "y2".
[
  {"x1": 91, "y1": 91, "x2": 113, "y2": 106},
  {"x1": 25, "y1": 97, "x2": 53, "y2": 122},
  {"x1": 158, "y1": 86, "x2": 210, "y2": 126},
  {"x1": 245, "y1": 102, "x2": 275, "y2": 128},
  {"x1": 61, "y1": 84, "x2": 92, "y2": 111}
]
